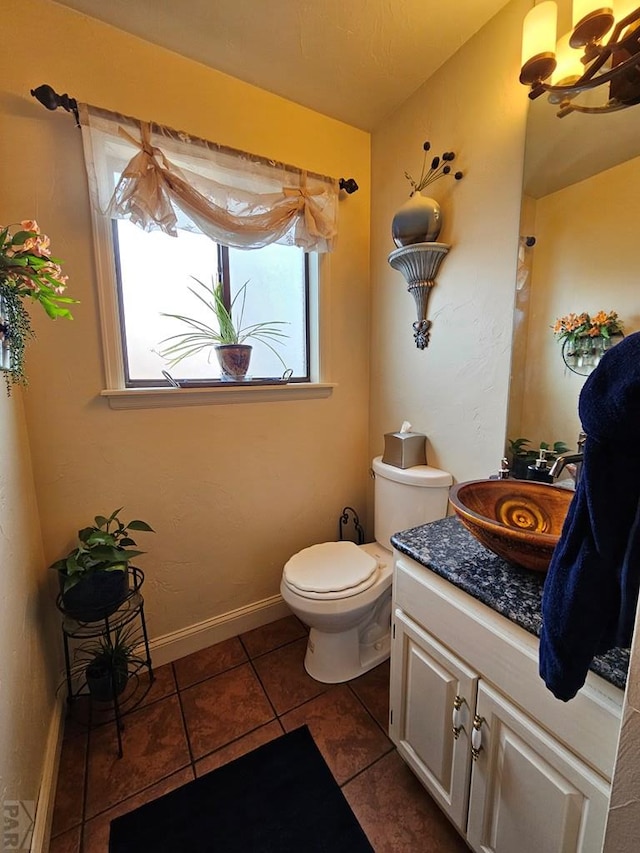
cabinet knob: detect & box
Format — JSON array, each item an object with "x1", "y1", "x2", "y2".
[
  {"x1": 471, "y1": 714, "x2": 484, "y2": 760},
  {"x1": 452, "y1": 694, "x2": 465, "y2": 739}
]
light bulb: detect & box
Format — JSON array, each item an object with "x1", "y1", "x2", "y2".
[
  {"x1": 552, "y1": 32, "x2": 584, "y2": 83},
  {"x1": 522, "y1": 1, "x2": 558, "y2": 67},
  {"x1": 570, "y1": 1, "x2": 614, "y2": 47},
  {"x1": 520, "y1": 1, "x2": 558, "y2": 85}
]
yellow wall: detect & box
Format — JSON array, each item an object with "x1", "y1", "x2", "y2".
[
  {"x1": 0, "y1": 0, "x2": 370, "y2": 645},
  {"x1": 0, "y1": 391, "x2": 60, "y2": 813},
  {"x1": 369, "y1": 0, "x2": 529, "y2": 486}
]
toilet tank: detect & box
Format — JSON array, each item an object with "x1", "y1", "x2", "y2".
[{"x1": 372, "y1": 456, "x2": 452, "y2": 550}]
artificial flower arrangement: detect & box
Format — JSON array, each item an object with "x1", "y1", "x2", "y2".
[
  {"x1": 552, "y1": 310, "x2": 623, "y2": 347},
  {"x1": 404, "y1": 141, "x2": 464, "y2": 196},
  {"x1": 0, "y1": 220, "x2": 76, "y2": 394}
]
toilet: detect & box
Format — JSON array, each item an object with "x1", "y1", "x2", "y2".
[{"x1": 280, "y1": 456, "x2": 452, "y2": 683}]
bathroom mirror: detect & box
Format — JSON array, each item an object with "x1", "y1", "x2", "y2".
[{"x1": 506, "y1": 92, "x2": 640, "y2": 457}]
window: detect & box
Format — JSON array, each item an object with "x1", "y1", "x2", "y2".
[
  {"x1": 79, "y1": 105, "x2": 337, "y2": 402},
  {"x1": 113, "y1": 220, "x2": 310, "y2": 386}
]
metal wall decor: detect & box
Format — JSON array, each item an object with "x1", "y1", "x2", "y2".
[{"x1": 388, "y1": 242, "x2": 450, "y2": 349}]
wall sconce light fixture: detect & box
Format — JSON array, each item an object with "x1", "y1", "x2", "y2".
[
  {"x1": 519, "y1": 2, "x2": 640, "y2": 116},
  {"x1": 388, "y1": 242, "x2": 450, "y2": 349}
]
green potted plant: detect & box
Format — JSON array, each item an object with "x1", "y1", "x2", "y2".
[
  {"x1": 79, "y1": 624, "x2": 138, "y2": 703},
  {"x1": 50, "y1": 507, "x2": 154, "y2": 622},
  {"x1": 157, "y1": 277, "x2": 288, "y2": 381},
  {"x1": 507, "y1": 438, "x2": 569, "y2": 480},
  {"x1": 0, "y1": 220, "x2": 77, "y2": 395}
]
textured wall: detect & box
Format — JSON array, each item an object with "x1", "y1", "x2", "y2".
[
  {"x1": 369, "y1": 1, "x2": 529, "y2": 490},
  {"x1": 605, "y1": 603, "x2": 640, "y2": 850},
  {"x1": 0, "y1": 392, "x2": 60, "y2": 822}
]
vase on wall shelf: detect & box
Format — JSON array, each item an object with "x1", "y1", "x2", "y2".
[{"x1": 391, "y1": 194, "x2": 442, "y2": 248}]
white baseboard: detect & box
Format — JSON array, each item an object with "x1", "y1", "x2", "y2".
[
  {"x1": 30, "y1": 695, "x2": 65, "y2": 853},
  {"x1": 148, "y1": 594, "x2": 292, "y2": 667}
]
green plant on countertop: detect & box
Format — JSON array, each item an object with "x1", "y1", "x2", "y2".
[{"x1": 507, "y1": 438, "x2": 570, "y2": 479}]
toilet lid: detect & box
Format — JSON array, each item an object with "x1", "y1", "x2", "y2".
[{"x1": 283, "y1": 541, "x2": 379, "y2": 595}]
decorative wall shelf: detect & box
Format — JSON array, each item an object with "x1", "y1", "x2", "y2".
[{"x1": 388, "y1": 242, "x2": 450, "y2": 349}]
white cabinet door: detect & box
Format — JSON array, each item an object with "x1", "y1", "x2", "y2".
[
  {"x1": 389, "y1": 608, "x2": 478, "y2": 831},
  {"x1": 467, "y1": 680, "x2": 611, "y2": 853}
]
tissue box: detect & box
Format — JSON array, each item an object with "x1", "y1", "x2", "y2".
[{"x1": 382, "y1": 431, "x2": 427, "y2": 469}]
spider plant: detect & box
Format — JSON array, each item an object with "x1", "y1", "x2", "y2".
[{"x1": 157, "y1": 277, "x2": 289, "y2": 368}]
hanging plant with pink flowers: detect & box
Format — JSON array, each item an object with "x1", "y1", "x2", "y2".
[{"x1": 0, "y1": 220, "x2": 77, "y2": 394}]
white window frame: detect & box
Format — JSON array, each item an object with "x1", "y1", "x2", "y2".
[{"x1": 87, "y1": 205, "x2": 336, "y2": 410}]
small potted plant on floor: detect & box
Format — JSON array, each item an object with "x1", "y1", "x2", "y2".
[
  {"x1": 50, "y1": 508, "x2": 154, "y2": 622},
  {"x1": 157, "y1": 277, "x2": 288, "y2": 381},
  {"x1": 80, "y1": 624, "x2": 138, "y2": 703}
]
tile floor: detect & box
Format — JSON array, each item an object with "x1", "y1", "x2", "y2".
[{"x1": 49, "y1": 615, "x2": 468, "y2": 852}]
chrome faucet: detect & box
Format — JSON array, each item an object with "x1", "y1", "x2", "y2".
[{"x1": 549, "y1": 432, "x2": 586, "y2": 484}]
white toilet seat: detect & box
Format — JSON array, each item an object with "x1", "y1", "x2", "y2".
[{"x1": 283, "y1": 541, "x2": 379, "y2": 600}]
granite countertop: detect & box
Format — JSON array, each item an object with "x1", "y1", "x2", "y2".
[{"x1": 391, "y1": 515, "x2": 629, "y2": 692}]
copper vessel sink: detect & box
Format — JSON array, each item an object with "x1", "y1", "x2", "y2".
[{"x1": 448, "y1": 479, "x2": 574, "y2": 573}]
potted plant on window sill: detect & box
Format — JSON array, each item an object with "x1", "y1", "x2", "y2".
[
  {"x1": 157, "y1": 277, "x2": 288, "y2": 381},
  {"x1": 0, "y1": 220, "x2": 77, "y2": 395},
  {"x1": 50, "y1": 508, "x2": 154, "y2": 622}
]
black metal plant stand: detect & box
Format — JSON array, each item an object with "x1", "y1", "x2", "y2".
[{"x1": 58, "y1": 567, "x2": 154, "y2": 758}]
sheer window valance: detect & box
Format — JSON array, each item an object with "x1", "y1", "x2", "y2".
[{"x1": 79, "y1": 104, "x2": 339, "y2": 253}]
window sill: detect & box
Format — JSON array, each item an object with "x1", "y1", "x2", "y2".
[{"x1": 101, "y1": 382, "x2": 336, "y2": 410}]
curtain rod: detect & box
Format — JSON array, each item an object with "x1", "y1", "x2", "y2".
[{"x1": 30, "y1": 84, "x2": 359, "y2": 194}]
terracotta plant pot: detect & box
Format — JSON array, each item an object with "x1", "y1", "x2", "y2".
[{"x1": 215, "y1": 344, "x2": 252, "y2": 381}]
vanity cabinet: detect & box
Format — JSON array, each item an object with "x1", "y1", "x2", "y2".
[
  {"x1": 389, "y1": 553, "x2": 622, "y2": 853},
  {"x1": 390, "y1": 609, "x2": 476, "y2": 832},
  {"x1": 466, "y1": 680, "x2": 609, "y2": 853}
]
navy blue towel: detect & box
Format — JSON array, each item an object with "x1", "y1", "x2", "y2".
[{"x1": 539, "y1": 331, "x2": 640, "y2": 701}]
